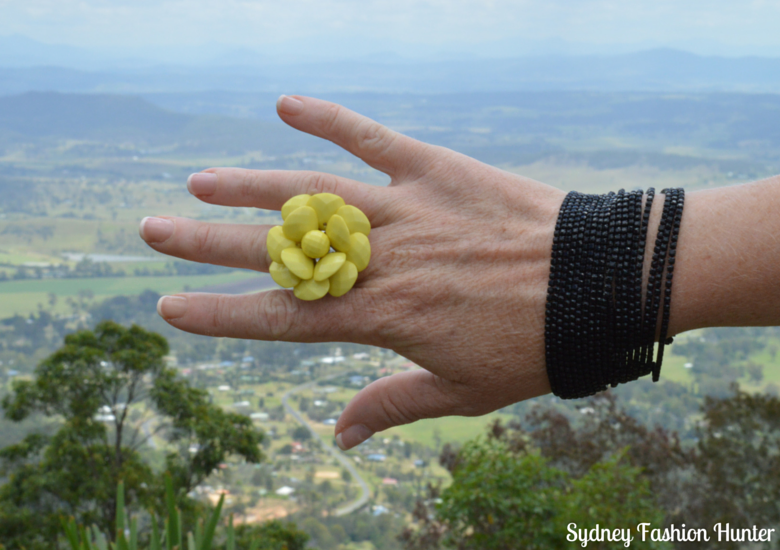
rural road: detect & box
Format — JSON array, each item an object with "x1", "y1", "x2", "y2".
[{"x1": 281, "y1": 376, "x2": 371, "y2": 516}]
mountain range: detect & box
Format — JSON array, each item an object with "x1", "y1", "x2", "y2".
[{"x1": 2, "y1": 48, "x2": 780, "y2": 95}]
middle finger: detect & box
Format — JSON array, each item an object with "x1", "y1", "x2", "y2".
[{"x1": 139, "y1": 217, "x2": 273, "y2": 272}]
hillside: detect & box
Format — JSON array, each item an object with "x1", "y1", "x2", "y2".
[{"x1": 0, "y1": 92, "x2": 331, "y2": 155}]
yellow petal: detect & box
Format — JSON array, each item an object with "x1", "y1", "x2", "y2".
[
  {"x1": 328, "y1": 261, "x2": 358, "y2": 297},
  {"x1": 281, "y1": 247, "x2": 314, "y2": 280},
  {"x1": 301, "y1": 230, "x2": 331, "y2": 259},
  {"x1": 336, "y1": 205, "x2": 371, "y2": 236},
  {"x1": 294, "y1": 277, "x2": 330, "y2": 301},
  {"x1": 266, "y1": 226, "x2": 296, "y2": 264},
  {"x1": 325, "y1": 214, "x2": 351, "y2": 252},
  {"x1": 282, "y1": 205, "x2": 318, "y2": 241},
  {"x1": 314, "y1": 252, "x2": 346, "y2": 282},
  {"x1": 307, "y1": 193, "x2": 345, "y2": 229},
  {"x1": 269, "y1": 261, "x2": 301, "y2": 288},
  {"x1": 345, "y1": 232, "x2": 370, "y2": 272},
  {"x1": 281, "y1": 194, "x2": 311, "y2": 220}
]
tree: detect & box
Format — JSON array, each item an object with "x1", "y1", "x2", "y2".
[
  {"x1": 683, "y1": 387, "x2": 780, "y2": 549},
  {"x1": 292, "y1": 425, "x2": 311, "y2": 441},
  {"x1": 231, "y1": 520, "x2": 309, "y2": 550},
  {"x1": 0, "y1": 321, "x2": 264, "y2": 550},
  {"x1": 400, "y1": 437, "x2": 668, "y2": 550},
  {"x1": 517, "y1": 392, "x2": 694, "y2": 515}
]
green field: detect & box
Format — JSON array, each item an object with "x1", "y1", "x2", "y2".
[
  {"x1": 0, "y1": 271, "x2": 261, "y2": 318},
  {"x1": 385, "y1": 411, "x2": 513, "y2": 446}
]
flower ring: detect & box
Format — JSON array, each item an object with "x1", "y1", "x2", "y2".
[{"x1": 266, "y1": 193, "x2": 371, "y2": 300}]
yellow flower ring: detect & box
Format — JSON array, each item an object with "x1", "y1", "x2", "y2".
[{"x1": 266, "y1": 193, "x2": 371, "y2": 301}]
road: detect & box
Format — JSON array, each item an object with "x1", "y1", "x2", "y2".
[{"x1": 281, "y1": 376, "x2": 371, "y2": 516}]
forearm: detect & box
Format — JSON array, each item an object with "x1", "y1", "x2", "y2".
[{"x1": 667, "y1": 175, "x2": 780, "y2": 336}]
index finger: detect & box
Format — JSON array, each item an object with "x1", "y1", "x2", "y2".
[{"x1": 276, "y1": 95, "x2": 439, "y2": 179}]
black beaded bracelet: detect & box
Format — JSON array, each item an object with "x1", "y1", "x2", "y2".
[{"x1": 544, "y1": 188, "x2": 685, "y2": 399}]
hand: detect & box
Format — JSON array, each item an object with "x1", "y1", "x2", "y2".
[{"x1": 139, "y1": 95, "x2": 567, "y2": 450}]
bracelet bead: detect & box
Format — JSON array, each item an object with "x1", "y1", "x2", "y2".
[{"x1": 545, "y1": 187, "x2": 685, "y2": 398}]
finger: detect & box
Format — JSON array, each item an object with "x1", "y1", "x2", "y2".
[
  {"x1": 275, "y1": 95, "x2": 437, "y2": 179},
  {"x1": 156, "y1": 289, "x2": 376, "y2": 343},
  {"x1": 187, "y1": 168, "x2": 394, "y2": 226},
  {"x1": 139, "y1": 216, "x2": 273, "y2": 272},
  {"x1": 334, "y1": 370, "x2": 486, "y2": 450}
]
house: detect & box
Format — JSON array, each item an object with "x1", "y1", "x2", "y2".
[
  {"x1": 366, "y1": 453, "x2": 386, "y2": 462},
  {"x1": 275, "y1": 486, "x2": 295, "y2": 496}
]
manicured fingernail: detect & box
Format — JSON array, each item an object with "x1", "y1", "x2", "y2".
[
  {"x1": 277, "y1": 95, "x2": 304, "y2": 116},
  {"x1": 187, "y1": 172, "x2": 217, "y2": 196},
  {"x1": 157, "y1": 295, "x2": 188, "y2": 319},
  {"x1": 336, "y1": 424, "x2": 374, "y2": 450},
  {"x1": 139, "y1": 217, "x2": 174, "y2": 243}
]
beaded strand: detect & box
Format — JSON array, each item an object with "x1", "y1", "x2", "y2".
[{"x1": 544, "y1": 187, "x2": 685, "y2": 399}]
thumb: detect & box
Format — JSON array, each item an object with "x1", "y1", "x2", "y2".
[{"x1": 334, "y1": 369, "x2": 476, "y2": 450}]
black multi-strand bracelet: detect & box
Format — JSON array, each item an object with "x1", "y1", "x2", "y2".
[{"x1": 545, "y1": 187, "x2": 685, "y2": 399}]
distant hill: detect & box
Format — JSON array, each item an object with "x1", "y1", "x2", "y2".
[
  {"x1": 0, "y1": 92, "x2": 190, "y2": 140},
  {"x1": 3, "y1": 49, "x2": 780, "y2": 95},
  {"x1": 0, "y1": 92, "x2": 331, "y2": 155}
]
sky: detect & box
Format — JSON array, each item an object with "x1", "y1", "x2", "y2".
[{"x1": 3, "y1": 0, "x2": 780, "y2": 63}]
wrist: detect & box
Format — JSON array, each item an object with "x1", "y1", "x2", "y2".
[{"x1": 667, "y1": 177, "x2": 780, "y2": 336}]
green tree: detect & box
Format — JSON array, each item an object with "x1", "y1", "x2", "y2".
[
  {"x1": 684, "y1": 387, "x2": 780, "y2": 549},
  {"x1": 435, "y1": 440, "x2": 564, "y2": 550},
  {"x1": 561, "y1": 451, "x2": 670, "y2": 550},
  {"x1": 0, "y1": 321, "x2": 264, "y2": 550},
  {"x1": 232, "y1": 520, "x2": 309, "y2": 550},
  {"x1": 401, "y1": 436, "x2": 668, "y2": 549}
]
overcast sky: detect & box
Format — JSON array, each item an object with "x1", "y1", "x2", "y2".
[{"x1": 3, "y1": 0, "x2": 780, "y2": 61}]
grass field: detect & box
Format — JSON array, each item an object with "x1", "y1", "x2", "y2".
[
  {"x1": 0, "y1": 271, "x2": 262, "y2": 318},
  {"x1": 385, "y1": 411, "x2": 514, "y2": 447},
  {"x1": 508, "y1": 161, "x2": 724, "y2": 196}
]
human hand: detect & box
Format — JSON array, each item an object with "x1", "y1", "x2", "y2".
[{"x1": 139, "y1": 95, "x2": 567, "y2": 450}]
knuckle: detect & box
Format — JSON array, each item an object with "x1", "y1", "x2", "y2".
[
  {"x1": 211, "y1": 294, "x2": 230, "y2": 332},
  {"x1": 236, "y1": 170, "x2": 257, "y2": 200},
  {"x1": 356, "y1": 120, "x2": 397, "y2": 157},
  {"x1": 193, "y1": 223, "x2": 218, "y2": 255},
  {"x1": 321, "y1": 103, "x2": 344, "y2": 135},
  {"x1": 304, "y1": 172, "x2": 340, "y2": 196},
  {"x1": 250, "y1": 227, "x2": 270, "y2": 269},
  {"x1": 378, "y1": 386, "x2": 416, "y2": 427},
  {"x1": 256, "y1": 291, "x2": 298, "y2": 340}
]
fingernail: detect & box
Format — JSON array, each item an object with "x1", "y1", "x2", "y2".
[
  {"x1": 157, "y1": 295, "x2": 188, "y2": 319},
  {"x1": 336, "y1": 424, "x2": 374, "y2": 450},
  {"x1": 277, "y1": 95, "x2": 304, "y2": 116},
  {"x1": 139, "y1": 217, "x2": 174, "y2": 244},
  {"x1": 187, "y1": 172, "x2": 217, "y2": 196}
]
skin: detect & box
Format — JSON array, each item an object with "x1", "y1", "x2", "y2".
[{"x1": 139, "y1": 94, "x2": 780, "y2": 450}]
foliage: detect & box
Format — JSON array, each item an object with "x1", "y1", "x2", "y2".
[
  {"x1": 561, "y1": 452, "x2": 669, "y2": 550},
  {"x1": 61, "y1": 477, "x2": 227, "y2": 550},
  {"x1": 59, "y1": 478, "x2": 308, "y2": 550},
  {"x1": 683, "y1": 387, "x2": 780, "y2": 549},
  {"x1": 402, "y1": 389, "x2": 780, "y2": 550},
  {"x1": 517, "y1": 392, "x2": 694, "y2": 514},
  {"x1": 231, "y1": 521, "x2": 309, "y2": 550},
  {"x1": 400, "y1": 435, "x2": 668, "y2": 550},
  {"x1": 0, "y1": 321, "x2": 264, "y2": 550},
  {"x1": 436, "y1": 440, "x2": 564, "y2": 550}
]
